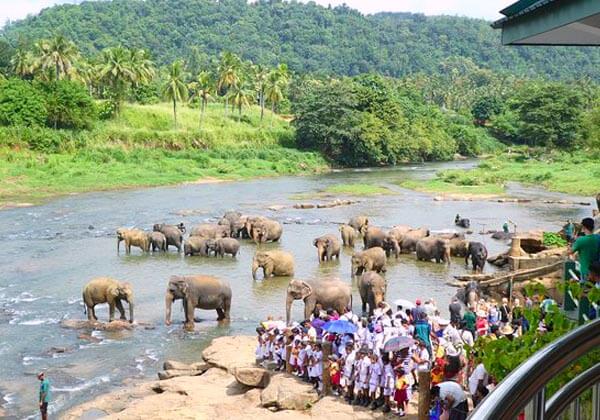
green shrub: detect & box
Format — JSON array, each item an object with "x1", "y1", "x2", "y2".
[
  {"x1": 38, "y1": 80, "x2": 97, "y2": 129},
  {"x1": 0, "y1": 78, "x2": 47, "y2": 126}
]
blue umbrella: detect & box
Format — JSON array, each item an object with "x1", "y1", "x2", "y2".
[{"x1": 322, "y1": 320, "x2": 357, "y2": 335}]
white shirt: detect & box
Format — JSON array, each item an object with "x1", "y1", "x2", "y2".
[
  {"x1": 444, "y1": 325, "x2": 463, "y2": 347},
  {"x1": 461, "y1": 329, "x2": 475, "y2": 347},
  {"x1": 342, "y1": 350, "x2": 356, "y2": 377},
  {"x1": 468, "y1": 364, "x2": 489, "y2": 395},
  {"x1": 438, "y1": 381, "x2": 467, "y2": 408}
]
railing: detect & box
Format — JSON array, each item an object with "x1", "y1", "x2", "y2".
[{"x1": 469, "y1": 317, "x2": 600, "y2": 419}]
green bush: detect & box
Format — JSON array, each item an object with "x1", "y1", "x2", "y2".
[
  {"x1": 38, "y1": 80, "x2": 97, "y2": 129},
  {"x1": 0, "y1": 78, "x2": 47, "y2": 126}
]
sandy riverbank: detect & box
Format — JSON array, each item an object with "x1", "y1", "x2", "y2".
[{"x1": 62, "y1": 335, "x2": 417, "y2": 420}]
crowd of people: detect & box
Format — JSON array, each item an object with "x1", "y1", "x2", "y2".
[{"x1": 255, "y1": 293, "x2": 544, "y2": 419}]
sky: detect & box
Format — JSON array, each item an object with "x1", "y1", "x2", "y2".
[{"x1": 0, "y1": 0, "x2": 513, "y2": 27}]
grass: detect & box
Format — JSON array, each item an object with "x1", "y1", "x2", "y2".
[
  {"x1": 291, "y1": 183, "x2": 394, "y2": 200},
  {"x1": 399, "y1": 151, "x2": 600, "y2": 197},
  {"x1": 0, "y1": 102, "x2": 328, "y2": 206}
]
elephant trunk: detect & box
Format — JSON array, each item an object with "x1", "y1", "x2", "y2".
[
  {"x1": 165, "y1": 292, "x2": 174, "y2": 325},
  {"x1": 128, "y1": 301, "x2": 134, "y2": 323},
  {"x1": 252, "y1": 259, "x2": 259, "y2": 280},
  {"x1": 374, "y1": 291, "x2": 384, "y2": 308},
  {"x1": 317, "y1": 244, "x2": 324, "y2": 261},
  {"x1": 286, "y1": 295, "x2": 293, "y2": 326},
  {"x1": 117, "y1": 237, "x2": 121, "y2": 252}
]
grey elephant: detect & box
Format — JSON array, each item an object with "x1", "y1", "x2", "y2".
[
  {"x1": 361, "y1": 225, "x2": 386, "y2": 249},
  {"x1": 348, "y1": 216, "x2": 369, "y2": 233},
  {"x1": 244, "y1": 216, "x2": 268, "y2": 240},
  {"x1": 339, "y1": 224, "x2": 356, "y2": 247},
  {"x1": 222, "y1": 211, "x2": 243, "y2": 237},
  {"x1": 466, "y1": 242, "x2": 488, "y2": 272},
  {"x1": 82, "y1": 277, "x2": 134, "y2": 323},
  {"x1": 455, "y1": 281, "x2": 482, "y2": 309},
  {"x1": 252, "y1": 250, "x2": 295, "y2": 280},
  {"x1": 455, "y1": 214, "x2": 470, "y2": 229},
  {"x1": 252, "y1": 219, "x2": 283, "y2": 243},
  {"x1": 184, "y1": 237, "x2": 212, "y2": 256},
  {"x1": 153, "y1": 224, "x2": 184, "y2": 252},
  {"x1": 313, "y1": 234, "x2": 341, "y2": 262},
  {"x1": 388, "y1": 225, "x2": 412, "y2": 242},
  {"x1": 416, "y1": 237, "x2": 451, "y2": 264},
  {"x1": 148, "y1": 231, "x2": 167, "y2": 252},
  {"x1": 400, "y1": 228, "x2": 430, "y2": 253},
  {"x1": 189, "y1": 224, "x2": 230, "y2": 239},
  {"x1": 351, "y1": 247, "x2": 387, "y2": 276},
  {"x1": 285, "y1": 278, "x2": 352, "y2": 325},
  {"x1": 165, "y1": 275, "x2": 232, "y2": 330},
  {"x1": 358, "y1": 271, "x2": 386, "y2": 316},
  {"x1": 213, "y1": 237, "x2": 240, "y2": 258},
  {"x1": 448, "y1": 238, "x2": 469, "y2": 257},
  {"x1": 382, "y1": 234, "x2": 401, "y2": 259},
  {"x1": 117, "y1": 228, "x2": 150, "y2": 254}
]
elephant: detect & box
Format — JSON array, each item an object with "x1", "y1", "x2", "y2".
[
  {"x1": 117, "y1": 228, "x2": 150, "y2": 254},
  {"x1": 387, "y1": 225, "x2": 412, "y2": 243},
  {"x1": 348, "y1": 216, "x2": 369, "y2": 233},
  {"x1": 358, "y1": 271, "x2": 387, "y2": 316},
  {"x1": 285, "y1": 278, "x2": 352, "y2": 325},
  {"x1": 184, "y1": 237, "x2": 212, "y2": 256},
  {"x1": 400, "y1": 228, "x2": 430, "y2": 253},
  {"x1": 153, "y1": 224, "x2": 184, "y2": 252},
  {"x1": 165, "y1": 275, "x2": 232, "y2": 330},
  {"x1": 382, "y1": 234, "x2": 401, "y2": 259},
  {"x1": 313, "y1": 234, "x2": 341, "y2": 262},
  {"x1": 416, "y1": 237, "x2": 451, "y2": 264},
  {"x1": 466, "y1": 242, "x2": 488, "y2": 272},
  {"x1": 148, "y1": 231, "x2": 167, "y2": 252},
  {"x1": 339, "y1": 224, "x2": 357, "y2": 247},
  {"x1": 361, "y1": 225, "x2": 386, "y2": 249},
  {"x1": 455, "y1": 214, "x2": 471, "y2": 229},
  {"x1": 448, "y1": 238, "x2": 469, "y2": 257},
  {"x1": 252, "y1": 250, "x2": 295, "y2": 280},
  {"x1": 213, "y1": 238, "x2": 240, "y2": 258},
  {"x1": 82, "y1": 277, "x2": 134, "y2": 323},
  {"x1": 244, "y1": 216, "x2": 268, "y2": 240},
  {"x1": 222, "y1": 211, "x2": 243, "y2": 236},
  {"x1": 455, "y1": 281, "x2": 482, "y2": 309},
  {"x1": 251, "y1": 219, "x2": 283, "y2": 243},
  {"x1": 189, "y1": 224, "x2": 230, "y2": 239},
  {"x1": 351, "y1": 247, "x2": 387, "y2": 276}
]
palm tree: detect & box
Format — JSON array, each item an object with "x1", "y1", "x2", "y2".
[
  {"x1": 162, "y1": 60, "x2": 188, "y2": 128},
  {"x1": 34, "y1": 35, "x2": 78, "y2": 81},
  {"x1": 228, "y1": 79, "x2": 255, "y2": 121},
  {"x1": 130, "y1": 49, "x2": 155, "y2": 86},
  {"x1": 98, "y1": 46, "x2": 138, "y2": 112},
  {"x1": 253, "y1": 64, "x2": 269, "y2": 121},
  {"x1": 217, "y1": 52, "x2": 241, "y2": 115},
  {"x1": 11, "y1": 49, "x2": 34, "y2": 78},
  {"x1": 265, "y1": 64, "x2": 289, "y2": 126},
  {"x1": 189, "y1": 71, "x2": 214, "y2": 127}
]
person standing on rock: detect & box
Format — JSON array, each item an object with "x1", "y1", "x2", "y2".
[{"x1": 38, "y1": 372, "x2": 51, "y2": 420}]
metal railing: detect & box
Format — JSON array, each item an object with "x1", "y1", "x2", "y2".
[{"x1": 469, "y1": 317, "x2": 600, "y2": 419}]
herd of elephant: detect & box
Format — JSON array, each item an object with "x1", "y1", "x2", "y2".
[{"x1": 81, "y1": 213, "x2": 489, "y2": 331}]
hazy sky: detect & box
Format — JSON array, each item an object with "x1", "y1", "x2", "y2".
[{"x1": 1, "y1": 0, "x2": 513, "y2": 27}]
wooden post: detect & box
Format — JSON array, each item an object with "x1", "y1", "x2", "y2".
[
  {"x1": 418, "y1": 369, "x2": 431, "y2": 420},
  {"x1": 322, "y1": 341, "x2": 332, "y2": 397}
]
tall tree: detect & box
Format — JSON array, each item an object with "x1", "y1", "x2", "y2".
[
  {"x1": 228, "y1": 78, "x2": 254, "y2": 120},
  {"x1": 97, "y1": 46, "x2": 138, "y2": 112},
  {"x1": 253, "y1": 64, "x2": 269, "y2": 121},
  {"x1": 162, "y1": 60, "x2": 188, "y2": 128},
  {"x1": 217, "y1": 52, "x2": 241, "y2": 115},
  {"x1": 34, "y1": 35, "x2": 78, "y2": 81},
  {"x1": 130, "y1": 49, "x2": 155, "y2": 86},
  {"x1": 265, "y1": 64, "x2": 289, "y2": 126},
  {"x1": 189, "y1": 70, "x2": 213, "y2": 127},
  {"x1": 11, "y1": 49, "x2": 34, "y2": 78}
]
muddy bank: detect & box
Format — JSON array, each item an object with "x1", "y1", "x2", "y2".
[{"x1": 62, "y1": 336, "x2": 417, "y2": 420}]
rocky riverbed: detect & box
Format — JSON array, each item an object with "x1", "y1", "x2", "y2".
[{"x1": 62, "y1": 336, "x2": 417, "y2": 420}]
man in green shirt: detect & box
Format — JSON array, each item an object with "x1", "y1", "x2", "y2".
[
  {"x1": 38, "y1": 372, "x2": 50, "y2": 420},
  {"x1": 570, "y1": 218, "x2": 600, "y2": 282},
  {"x1": 463, "y1": 305, "x2": 476, "y2": 336}
]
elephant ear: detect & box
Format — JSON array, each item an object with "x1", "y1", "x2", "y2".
[
  {"x1": 109, "y1": 284, "x2": 120, "y2": 298},
  {"x1": 300, "y1": 281, "x2": 313, "y2": 299}
]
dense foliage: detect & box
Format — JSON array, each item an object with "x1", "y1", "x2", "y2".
[
  {"x1": 3, "y1": 0, "x2": 600, "y2": 80},
  {"x1": 0, "y1": 78, "x2": 47, "y2": 126},
  {"x1": 38, "y1": 79, "x2": 97, "y2": 129}
]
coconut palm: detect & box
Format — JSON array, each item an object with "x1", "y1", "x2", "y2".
[
  {"x1": 228, "y1": 79, "x2": 255, "y2": 121},
  {"x1": 98, "y1": 46, "x2": 138, "y2": 112},
  {"x1": 162, "y1": 60, "x2": 188, "y2": 128},
  {"x1": 11, "y1": 49, "x2": 34, "y2": 78},
  {"x1": 34, "y1": 35, "x2": 78, "y2": 81},
  {"x1": 217, "y1": 52, "x2": 241, "y2": 114},
  {"x1": 130, "y1": 49, "x2": 156, "y2": 86},
  {"x1": 189, "y1": 71, "x2": 214, "y2": 127},
  {"x1": 265, "y1": 64, "x2": 289, "y2": 126},
  {"x1": 253, "y1": 64, "x2": 269, "y2": 121}
]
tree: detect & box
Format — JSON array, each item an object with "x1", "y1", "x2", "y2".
[
  {"x1": 471, "y1": 96, "x2": 503, "y2": 126},
  {"x1": 39, "y1": 79, "x2": 97, "y2": 129},
  {"x1": 0, "y1": 78, "x2": 47, "y2": 126},
  {"x1": 217, "y1": 52, "x2": 241, "y2": 115},
  {"x1": 265, "y1": 64, "x2": 289, "y2": 126},
  {"x1": 189, "y1": 70, "x2": 213, "y2": 127},
  {"x1": 97, "y1": 46, "x2": 138, "y2": 112},
  {"x1": 162, "y1": 60, "x2": 188, "y2": 128},
  {"x1": 11, "y1": 49, "x2": 34, "y2": 79},
  {"x1": 34, "y1": 35, "x2": 79, "y2": 81},
  {"x1": 228, "y1": 78, "x2": 254, "y2": 120},
  {"x1": 130, "y1": 49, "x2": 156, "y2": 86},
  {"x1": 253, "y1": 64, "x2": 269, "y2": 121}
]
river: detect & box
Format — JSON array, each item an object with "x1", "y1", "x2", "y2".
[{"x1": 0, "y1": 161, "x2": 590, "y2": 418}]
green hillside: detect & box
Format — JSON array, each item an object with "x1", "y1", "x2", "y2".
[{"x1": 2, "y1": 0, "x2": 600, "y2": 79}]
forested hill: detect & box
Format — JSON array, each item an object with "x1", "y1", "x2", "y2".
[{"x1": 3, "y1": 0, "x2": 600, "y2": 79}]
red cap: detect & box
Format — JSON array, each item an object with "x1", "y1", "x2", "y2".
[{"x1": 415, "y1": 299, "x2": 422, "y2": 305}]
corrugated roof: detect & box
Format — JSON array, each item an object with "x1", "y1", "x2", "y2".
[{"x1": 492, "y1": 0, "x2": 561, "y2": 28}]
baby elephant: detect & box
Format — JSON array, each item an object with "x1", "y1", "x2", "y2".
[
  {"x1": 212, "y1": 238, "x2": 240, "y2": 258},
  {"x1": 82, "y1": 277, "x2": 134, "y2": 323},
  {"x1": 339, "y1": 224, "x2": 356, "y2": 247},
  {"x1": 117, "y1": 228, "x2": 150, "y2": 254},
  {"x1": 466, "y1": 242, "x2": 488, "y2": 272},
  {"x1": 148, "y1": 231, "x2": 167, "y2": 252}
]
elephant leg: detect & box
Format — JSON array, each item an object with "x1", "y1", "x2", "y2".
[
  {"x1": 125, "y1": 240, "x2": 131, "y2": 255},
  {"x1": 91, "y1": 306, "x2": 98, "y2": 321},
  {"x1": 223, "y1": 297, "x2": 231, "y2": 319},
  {"x1": 361, "y1": 299, "x2": 367, "y2": 314},
  {"x1": 109, "y1": 303, "x2": 115, "y2": 322},
  {"x1": 216, "y1": 308, "x2": 225, "y2": 321},
  {"x1": 184, "y1": 299, "x2": 195, "y2": 329},
  {"x1": 115, "y1": 299, "x2": 126, "y2": 320},
  {"x1": 86, "y1": 304, "x2": 94, "y2": 321},
  {"x1": 304, "y1": 298, "x2": 315, "y2": 320}
]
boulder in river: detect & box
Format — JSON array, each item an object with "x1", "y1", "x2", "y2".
[
  {"x1": 234, "y1": 367, "x2": 271, "y2": 388},
  {"x1": 260, "y1": 373, "x2": 319, "y2": 411},
  {"x1": 202, "y1": 335, "x2": 257, "y2": 373}
]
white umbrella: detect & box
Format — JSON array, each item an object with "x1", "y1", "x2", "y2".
[{"x1": 393, "y1": 299, "x2": 415, "y2": 310}]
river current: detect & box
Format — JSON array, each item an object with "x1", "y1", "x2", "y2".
[{"x1": 0, "y1": 161, "x2": 589, "y2": 417}]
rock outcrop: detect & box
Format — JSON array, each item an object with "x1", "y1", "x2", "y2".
[
  {"x1": 260, "y1": 373, "x2": 319, "y2": 411},
  {"x1": 201, "y1": 335, "x2": 256, "y2": 373},
  {"x1": 235, "y1": 367, "x2": 271, "y2": 388}
]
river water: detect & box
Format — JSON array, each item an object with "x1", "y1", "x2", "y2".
[{"x1": 0, "y1": 161, "x2": 590, "y2": 418}]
